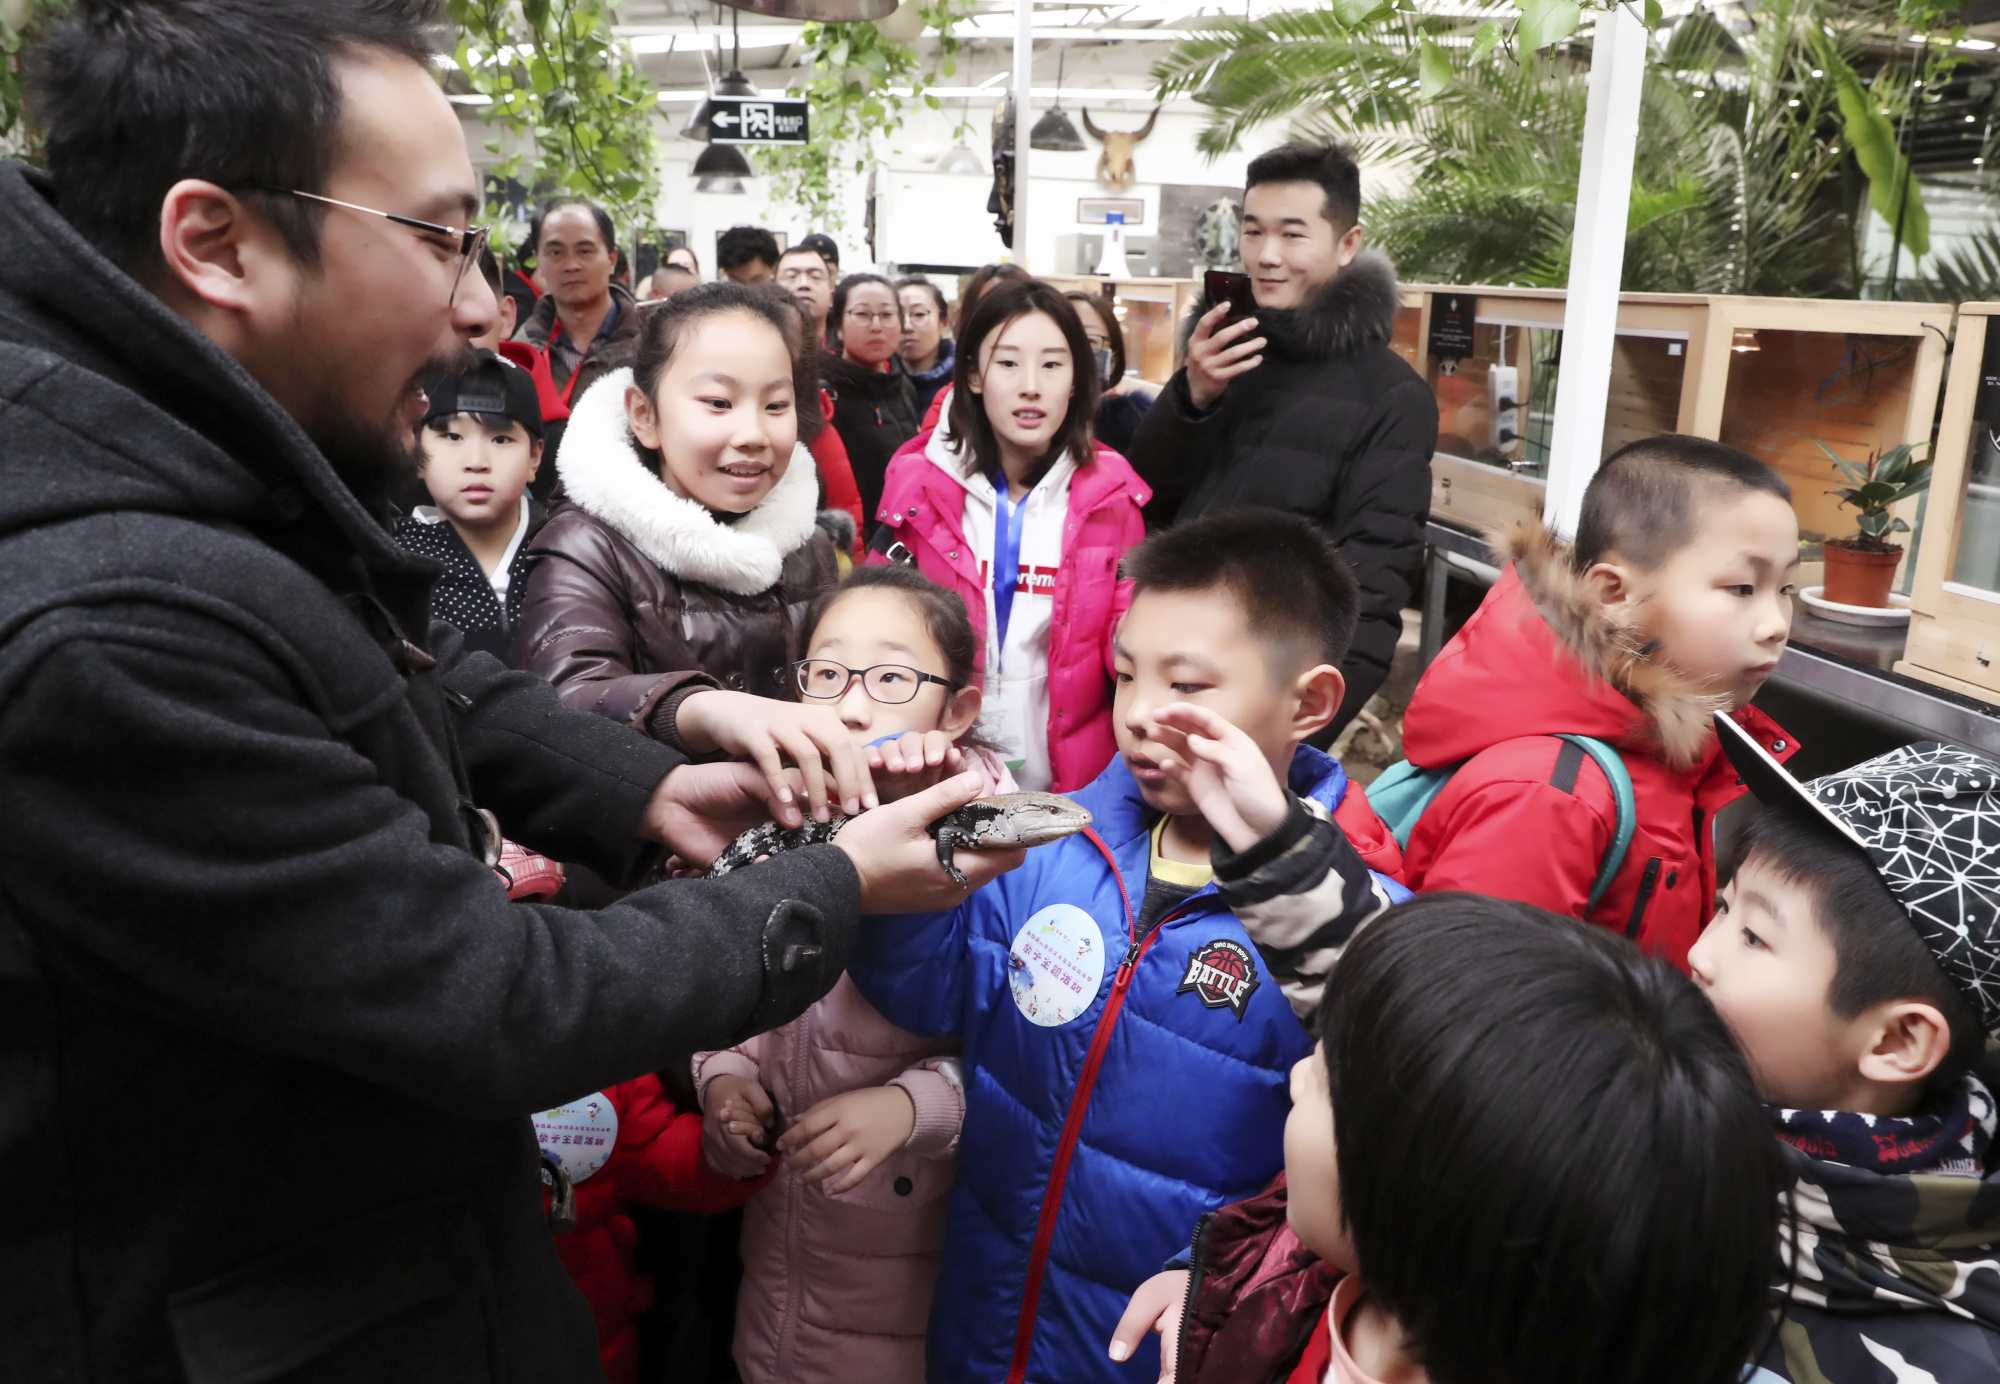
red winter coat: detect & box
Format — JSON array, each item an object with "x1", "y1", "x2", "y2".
[
  {"x1": 809, "y1": 388, "x2": 865, "y2": 547},
  {"x1": 542, "y1": 1076, "x2": 765, "y2": 1384},
  {"x1": 497, "y1": 338, "x2": 571, "y2": 425},
  {"x1": 921, "y1": 381, "x2": 950, "y2": 433},
  {"x1": 1398, "y1": 521, "x2": 1798, "y2": 970},
  {"x1": 866, "y1": 425, "x2": 1150, "y2": 794}
]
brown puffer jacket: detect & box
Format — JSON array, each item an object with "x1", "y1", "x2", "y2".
[{"x1": 515, "y1": 367, "x2": 838, "y2": 726}]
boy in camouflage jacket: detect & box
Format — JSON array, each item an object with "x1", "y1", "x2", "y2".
[{"x1": 1694, "y1": 722, "x2": 2000, "y2": 1382}]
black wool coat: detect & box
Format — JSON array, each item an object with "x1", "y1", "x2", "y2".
[
  {"x1": 0, "y1": 161, "x2": 858, "y2": 1383},
  {"x1": 1126, "y1": 252, "x2": 1437, "y2": 735},
  {"x1": 821, "y1": 350, "x2": 920, "y2": 523}
]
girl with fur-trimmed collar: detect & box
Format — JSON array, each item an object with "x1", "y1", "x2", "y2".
[{"x1": 516, "y1": 283, "x2": 838, "y2": 726}]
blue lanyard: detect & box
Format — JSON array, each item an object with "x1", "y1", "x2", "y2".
[{"x1": 989, "y1": 470, "x2": 1025, "y2": 652}]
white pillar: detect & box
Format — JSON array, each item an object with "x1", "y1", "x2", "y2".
[
  {"x1": 1542, "y1": 7, "x2": 1647, "y2": 539},
  {"x1": 1011, "y1": 0, "x2": 1033, "y2": 271}
]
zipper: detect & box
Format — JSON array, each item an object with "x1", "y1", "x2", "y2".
[
  {"x1": 1624, "y1": 856, "x2": 1663, "y2": 940},
  {"x1": 1175, "y1": 1211, "x2": 1216, "y2": 1373},
  {"x1": 1005, "y1": 830, "x2": 1202, "y2": 1383}
]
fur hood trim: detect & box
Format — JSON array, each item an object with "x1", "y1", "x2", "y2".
[
  {"x1": 556, "y1": 367, "x2": 820, "y2": 596},
  {"x1": 1184, "y1": 250, "x2": 1401, "y2": 361},
  {"x1": 1493, "y1": 518, "x2": 1726, "y2": 771}
]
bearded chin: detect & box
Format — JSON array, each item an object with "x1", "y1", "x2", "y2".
[{"x1": 303, "y1": 346, "x2": 476, "y2": 513}]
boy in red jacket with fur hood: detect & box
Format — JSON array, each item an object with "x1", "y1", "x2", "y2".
[{"x1": 1396, "y1": 436, "x2": 1801, "y2": 968}]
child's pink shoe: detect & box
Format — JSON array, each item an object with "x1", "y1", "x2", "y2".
[{"x1": 497, "y1": 840, "x2": 565, "y2": 901}]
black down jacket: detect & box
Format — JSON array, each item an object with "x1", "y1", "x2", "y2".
[
  {"x1": 1126, "y1": 251, "x2": 1437, "y2": 736},
  {"x1": 0, "y1": 160, "x2": 857, "y2": 1384}
]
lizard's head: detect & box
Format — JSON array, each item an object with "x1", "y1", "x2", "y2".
[{"x1": 959, "y1": 792, "x2": 1094, "y2": 848}]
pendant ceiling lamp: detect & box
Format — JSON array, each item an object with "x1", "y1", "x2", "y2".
[
  {"x1": 935, "y1": 97, "x2": 986, "y2": 174},
  {"x1": 693, "y1": 141, "x2": 754, "y2": 193},
  {"x1": 714, "y1": 0, "x2": 895, "y2": 21},
  {"x1": 1030, "y1": 50, "x2": 1085, "y2": 153},
  {"x1": 681, "y1": 9, "x2": 760, "y2": 142}
]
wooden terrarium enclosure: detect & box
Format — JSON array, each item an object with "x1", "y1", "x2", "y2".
[
  {"x1": 1900, "y1": 303, "x2": 2000, "y2": 704},
  {"x1": 1396, "y1": 285, "x2": 1950, "y2": 567}
]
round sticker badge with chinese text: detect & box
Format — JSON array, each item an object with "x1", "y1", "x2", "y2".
[
  {"x1": 533, "y1": 1093, "x2": 619, "y2": 1183},
  {"x1": 1009, "y1": 903, "x2": 1107, "y2": 1027}
]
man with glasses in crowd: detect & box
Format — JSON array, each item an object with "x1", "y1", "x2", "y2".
[
  {"x1": 775, "y1": 241, "x2": 836, "y2": 347},
  {"x1": 0, "y1": 3, "x2": 1019, "y2": 1379}
]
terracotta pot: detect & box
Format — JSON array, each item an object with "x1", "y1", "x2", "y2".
[{"x1": 1822, "y1": 540, "x2": 1903, "y2": 608}]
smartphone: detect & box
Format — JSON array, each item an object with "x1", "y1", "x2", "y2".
[{"x1": 1204, "y1": 269, "x2": 1255, "y2": 319}]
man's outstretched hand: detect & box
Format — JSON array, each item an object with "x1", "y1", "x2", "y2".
[{"x1": 837, "y1": 771, "x2": 1025, "y2": 914}]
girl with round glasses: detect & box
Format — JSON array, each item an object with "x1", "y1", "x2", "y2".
[{"x1": 694, "y1": 565, "x2": 1010, "y2": 1384}]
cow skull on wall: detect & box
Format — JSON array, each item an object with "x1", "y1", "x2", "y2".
[{"x1": 1080, "y1": 106, "x2": 1161, "y2": 189}]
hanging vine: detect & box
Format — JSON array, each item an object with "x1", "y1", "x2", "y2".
[
  {"x1": 444, "y1": 0, "x2": 660, "y2": 253},
  {"x1": 0, "y1": 0, "x2": 71, "y2": 160},
  {"x1": 754, "y1": 0, "x2": 974, "y2": 233}
]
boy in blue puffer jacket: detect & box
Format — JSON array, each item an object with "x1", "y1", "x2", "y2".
[{"x1": 849, "y1": 511, "x2": 1408, "y2": 1384}]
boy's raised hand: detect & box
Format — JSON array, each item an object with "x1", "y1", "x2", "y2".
[
  {"x1": 1109, "y1": 1269, "x2": 1190, "y2": 1381},
  {"x1": 779, "y1": 1085, "x2": 918, "y2": 1194},
  {"x1": 867, "y1": 730, "x2": 967, "y2": 804},
  {"x1": 1145, "y1": 703, "x2": 1291, "y2": 854},
  {"x1": 701, "y1": 1073, "x2": 775, "y2": 1180}
]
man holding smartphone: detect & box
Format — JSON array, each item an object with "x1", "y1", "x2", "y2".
[{"x1": 1127, "y1": 141, "x2": 1436, "y2": 740}]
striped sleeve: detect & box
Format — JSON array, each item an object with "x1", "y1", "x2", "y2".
[{"x1": 1213, "y1": 795, "x2": 1397, "y2": 1024}]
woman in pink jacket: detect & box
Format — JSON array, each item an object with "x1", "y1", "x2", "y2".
[
  {"x1": 695, "y1": 565, "x2": 1012, "y2": 1384},
  {"x1": 866, "y1": 278, "x2": 1149, "y2": 792}
]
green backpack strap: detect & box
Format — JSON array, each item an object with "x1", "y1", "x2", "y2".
[{"x1": 1552, "y1": 734, "x2": 1636, "y2": 913}]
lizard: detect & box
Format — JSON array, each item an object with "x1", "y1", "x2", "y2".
[{"x1": 705, "y1": 790, "x2": 1093, "y2": 889}]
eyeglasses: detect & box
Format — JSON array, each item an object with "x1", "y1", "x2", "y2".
[
  {"x1": 793, "y1": 658, "x2": 954, "y2": 705},
  {"x1": 844, "y1": 309, "x2": 901, "y2": 327},
  {"x1": 255, "y1": 188, "x2": 489, "y2": 306}
]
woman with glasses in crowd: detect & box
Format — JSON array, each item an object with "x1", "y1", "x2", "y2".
[
  {"x1": 896, "y1": 276, "x2": 955, "y2": 423},
  {"x1": 1066, "y1": 289, "x2": 1160, "y2": 458},
  {"x1": 823, "y1": 273, "x2": 921, "y2": 522}
]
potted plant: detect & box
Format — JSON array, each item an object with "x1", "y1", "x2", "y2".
[{"x1": 1816, "y1": 441, "x2": 1932, "y2": 608}]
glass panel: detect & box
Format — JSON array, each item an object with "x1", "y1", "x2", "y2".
[
  {"x1": 1110, "y1": 291, "x2": 1178, "y2": 385},
  {"x1": 1717, "y1": 330, "x2": 1921, "y2": 556},
  {"x1": 1430, "y1": 321, "x2": 1551, "y2": 478},
  {"x1": 1391, "y1": 305, "x2": 1422, "y2": 372},
  {"x1": 1427, "y1": 319, "x2": 1687, "y2": 478},
  {"x1": 1950, "y1": 318, "x2": 2000, "y2": 596}
]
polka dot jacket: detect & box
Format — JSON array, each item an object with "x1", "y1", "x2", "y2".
[{"x1": 392, "y1": 498, "x2": 543, "y2": 663}]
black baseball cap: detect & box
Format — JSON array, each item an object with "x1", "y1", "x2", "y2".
[
  {"x1": 1716, "y1": 714, "x2": 2000, "y2": 1037},
  {"x1": 421, "y1": 350, "x2": 543, "y2": 438},
  {"x1": 799, "y1": 232, "x2": 840, "y2": 268}
]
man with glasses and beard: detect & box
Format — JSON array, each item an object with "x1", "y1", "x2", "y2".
[{"x1": 0, "y1": 3, "x2": 1022, "y2": 1380}]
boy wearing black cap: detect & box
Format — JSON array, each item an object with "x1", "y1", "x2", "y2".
[
  {"x1": 1692, "y1": 720, "x2": 2000, "y2": 1381},
  {"x1": 394, "y1": 349, "x2": 546, "y2": 661}
]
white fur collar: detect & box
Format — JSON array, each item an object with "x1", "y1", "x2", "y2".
[{"x1": 556, "y1": 367, "x2": 820, "y2": 596}]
